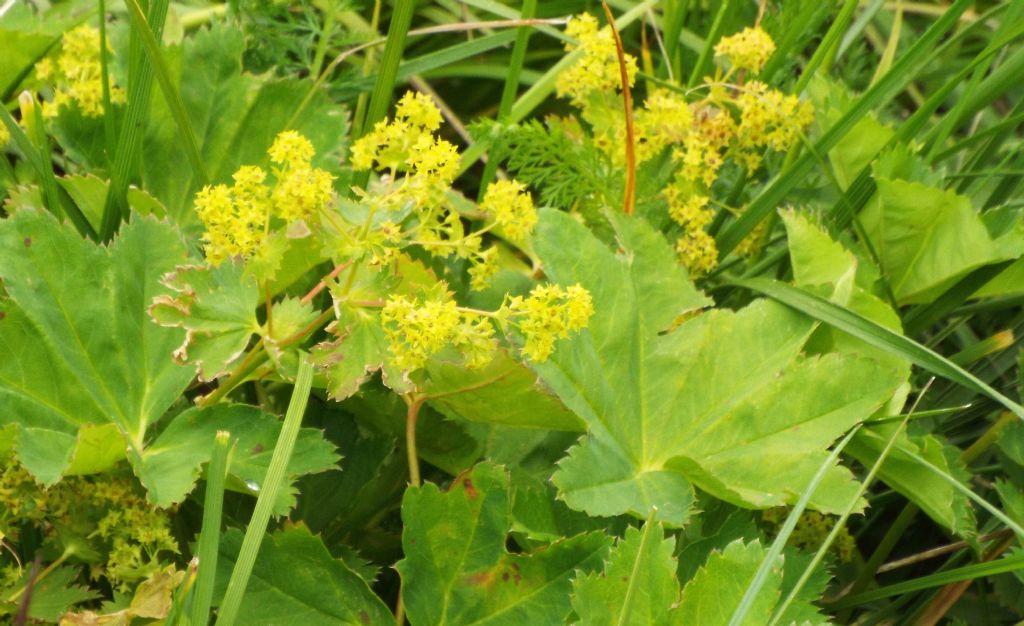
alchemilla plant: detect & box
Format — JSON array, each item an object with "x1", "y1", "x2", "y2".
[{"x1": 2, "y1": 1, "x2": 1024, "y2": 625}]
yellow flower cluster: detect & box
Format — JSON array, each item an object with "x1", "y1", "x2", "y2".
[
  {"x1": 553, "y1": 16, "x2": 810, "y2": 276},
  {"x1": 591, "y1": 88, "x2": 693, "y2": 168},
  {"x1": 195, "y1": 130, "x2": 333, "y2": 264},
  {"x1": 480, "y1": 179, "x2": 538, "y2": 243},
  {"x1": 351, "y1": 91, "x2": 459, "y2": 209},
  {"x1": 714, "y1": 26, "x2": 776, "y2": 74},
  {"x1": 664, "y1": 179, "x2": 719, "y2": 276},
  {"x1": 269, "y1": 131, "x2": 335, "y2": 222},
  {"x1": 35, "y1": 25, "x2": 125, "y2": 118},
  {"x1": 0, "y1": 459, "x2": 176, "y2": 593},
  {"x1": 556, "y1": 13, "x2": 637, "y2": 108},
  {"x1": 733, "y1": 81, "x2": 815, "y2": 170},
  {"x1": 380, "y1": 292, "x2": 495, "y2": 371},
  {"x1": 506, "y1": 283, "x2": 593, "y2": 361}
]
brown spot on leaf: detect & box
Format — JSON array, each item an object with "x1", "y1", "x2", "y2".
[
  {"x1": 251, "y1": 444, "x2": 264, "y2": 454},
  {"x1": 0, "y1": 311, "x2": 5, "y2": 321},
  {"x1": 359, "y1": 610, "x2": 370, "y2": 624},
  {"x1": 463, "y1": 478, "x2": 478, "y2": 499},
  {"x1": 466, "y1": 571, "x2": 493, "y2": 586},
  {"x1": 23, "y1": 237, "x2": 31, "y2": 247}
]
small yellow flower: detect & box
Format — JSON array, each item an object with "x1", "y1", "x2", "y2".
[
  {"x1": 395, "y1": 90, "x2": 443, "y2": 132},
  {"x1": 714, "y1": 26, "x2": 776, "y2": 74},
  {"x1": 0, "y1": 123, "x2": 9, "y2": 147},
  {"x1": 666, "y1": 191, "x2": 713, "y2": 230},
  {"x1": 268, "y1": 130, "x2": 316, "y2": 167},
  {"x1": 469, "y1": 246, "x2": 500, "y2": 291},
  {"x1": 481, "y1": 179, "x2": 537, "y2": 243},
  {"x1": 508, "y1": 283, "x2": 593, "y2": 362},
  {"x1": 381, "y1": 294, "x2": 461, "y2": 371},
  {"x1": 676, "y1": 229, "x2": 718, "y2": 276},
  {"x1": 452, "y1": 313, "x2": 496, "y2": 369},
  {"x1": 272, "y1": 165, "x2": 335, "y2": 222},
  {"x1": 556, "y1": 13, "x2": 637, "y2": 108},
  {"x1": 35, "y1": 24, "x2": 125, "y2": 118}
]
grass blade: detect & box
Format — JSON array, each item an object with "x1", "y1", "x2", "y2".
[
  {"x1": 123, "y1": 0, "x2": 209, "y2": 187},
  {"x1": 1, "y1": 96, "x2": 95, "y2": 238},
  {"x1": 477, "y1": 0, "x2": 536, "y2": 197},
  {"x1": 99, "y1": 0, "x2": 169, "y2": 240},
  {"x1": 728, "y1": 426, "x2": 861, "y2": 626},
  {"x1": 214, "y1": 355, "x2": 315, "y2": 626},
  {"x1": 190, "y1": 431, "x2": 233, "y2": 626},
  {"x1": 732, "y1": 278, "x2": 1024, "y2": 420},
  {"x1": 768, "y1": 381, "x2": 933, "y2": 625},
  {"x1": 351, "y1": 0, "x2": 416, "y2": 190},
  {"x1": 829, "y1": 552, "x2": 1024, "y2": 609},
  {"x1": 686, "y1": 0, "x2": 732, "y2": 88}
]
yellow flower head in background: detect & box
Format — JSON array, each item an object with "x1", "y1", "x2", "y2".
[
  {"x1": 556, "y1": 13, "x2": 637, "y2": 107},
  {"x1": 35, "y1": 24, "x2": 126, "y2": 118},
  {"x1": 481, "y1": 179, "x2": 538, "y2": 243},
  {"x1": 714, "y1": 26, "x2": 776, "y2": 74}
]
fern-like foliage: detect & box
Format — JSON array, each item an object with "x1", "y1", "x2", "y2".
[{"x1": 471, "y1": 119, "x2": 615, "y2": 212}]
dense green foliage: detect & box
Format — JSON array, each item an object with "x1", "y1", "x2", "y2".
[{"x1": 2, "y1": 1, "x2": 1024, "y2": 624}]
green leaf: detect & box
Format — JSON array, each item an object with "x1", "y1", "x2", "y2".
[
  {"x1": 781, "y1": 211, "x2": 972, "y2": 533},
  {"x1": 131, "y1": 403, "x2": 338, "y2": 512},
  {"x1": 0, "y1": 210, "x2": 192, "y2": 484},
  {"x1": 423, "y1": 350, "x2": 584, "y2": 432},
  {"x1": 214, "y1": 526, "x2": 392, "y2": 625},
  {"x1": 732, "y1": 277, "x2": 1024, "y2": 421},
  {"x1": 19, "y1": 567, "x2": 97, "y2": 622},
  {"x1": 860, "y1": 174, "x2": 1023, "y2": 304},
  {"x1": 57, "y1": 173, "x2": 167, "y2": 233},
  {"x1": 311, "y1": 306, "x2": 408, "y2": 400},
  {"x1": 571, "y1": 522, "x2": 680, "y2": 626},
  {"x1": 845, "y1": 428, "x2": 975, "y2": 535},
  {"x1": 149, "y1": 261, "x2": 260, "y2": 381},
  {"x1": 674, "y1": 540, "x2": 781, "y2": 626},
  {"x1": 0, "y1": 28, "x2": 54, "y2": 99},
  {"x1": 775, "y1": 549, "x2": 831, "y2": 626},
  {"x1": 532, "y1": 210, "x2": 901, "y2": 524},
  {"x1": 396, "y1": 462, "x2": 611, "y2": 626}
]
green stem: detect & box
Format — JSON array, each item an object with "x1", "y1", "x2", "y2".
[
  {"x1": 477, "y1": 0, "x2": 536, "y2": 199},
  {"x1": 190, "y1": 431, "x2": 233, "y2": 626},
  {"x1": 404, "y1": 394, "x2": 425, "y2": 487}
]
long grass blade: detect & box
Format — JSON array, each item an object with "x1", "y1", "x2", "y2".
[
  {"x1": 768, "y1": 380, "x2": 934, "y2": 625},
  {"x1": 99, "y1": 0, "x2": 169, "y2": 240},
  {"x1": 214, "y1": 355, "x2": 315, "y2": 626},
  {"x1": 123, "y1": 0, "x2": 209, "y2": 186},
  {"x1": 829, "y1": 552, "x2": 1024, "y2": 609},
  {"x1": 728, "y1": 426, "x2": 861, "y2": 626}
]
